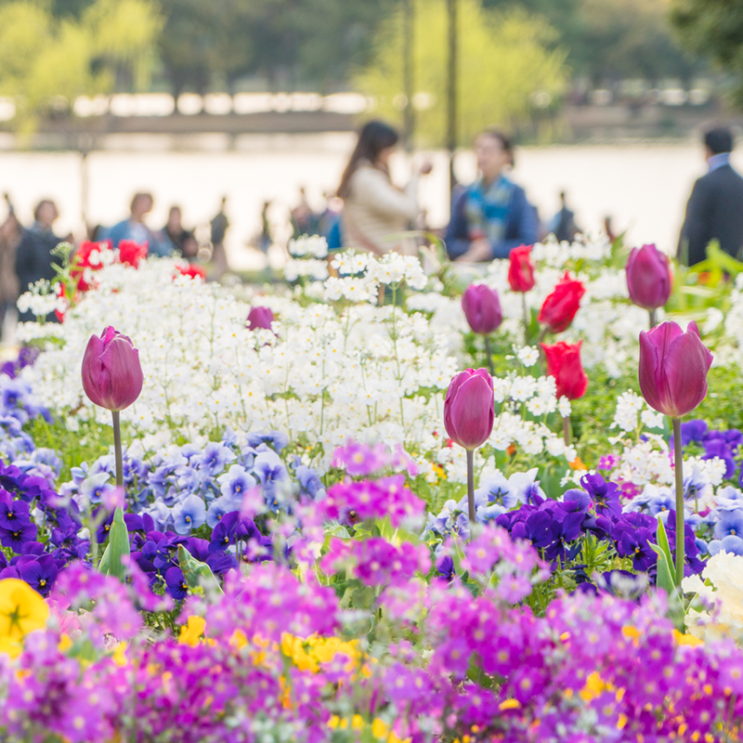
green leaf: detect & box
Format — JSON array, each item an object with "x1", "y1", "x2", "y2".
[
  {"x1": 656, "y1": 518, "x2": 674, "y2": 573},
  {"x1": 177, "y1": 544, "x2": 223, "y2": 595},
  {"x1": 650, "y1": 543, "x2": 676, "y2": 594},
  {"x1": 97, "y1": 507, "x2": 130, "y2": 581}
]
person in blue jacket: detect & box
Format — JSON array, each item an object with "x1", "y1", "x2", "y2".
[
  {"x1": 104, "y1": 193, "x2": 173, "y2": 257},
  {"x1": 445, "y1": 130, "x2": 539, "y2": 262}
]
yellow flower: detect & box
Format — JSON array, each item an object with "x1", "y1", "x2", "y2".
[
  {"x1": 179, "y1": 616, "x2": 207, "y2": 647},
  {"x1": 0, "y1": 579, "x2": 49, "y2": 657},
  {"x1": 580, "y1": 672, "x2": 614, "y2": 702},
  {"x1": 673, "y1": 629, "x2": 704, "y2": 647},
  {"x1": 112, "y1": 642, "x2": 128, "y2": 667},
  {"x1": 499, "y1": 699, "x2": 521, "y2": 711}
]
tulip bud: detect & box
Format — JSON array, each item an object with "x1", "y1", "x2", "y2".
[
  {"x1": 538, "y1": 272, "x2": 585, "y2": 334},
  {"x1": 444, "y1": 369, "x2": 495, "y2": 450},
  {"x1": 82, "y1": 327, "x2": 144, "y2": 412},
  {"x1": 541, "y1": 341, "x2": 588, "y2": 400},
  {"x1": 247, "y1": 306, "x2": 274, "y2": 331},
  {"x1": 626, "y1": 244, "x2": 672, "y2": 311},
  {"x1": 507, "y1": 244, "x2": 536, "y2": 293},
  {"x1": 639, "y1": 321, "x2": 713, "y2": 419},
  {"x1": 118, "y1": 240, "x2": 149, "y2": 269},
  {"x1": 462, "y1": 284, "x2": 503, "y2": 335}
]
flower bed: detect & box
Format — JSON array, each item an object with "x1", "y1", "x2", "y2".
[{"x1": 3, "y1": 236, "x2": 743, "y2": 741}]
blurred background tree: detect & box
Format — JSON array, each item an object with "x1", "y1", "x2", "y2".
[
  {"x1": 672, "y1": 0, "x2": 743, "y2": 105},
  {"x1": 356, "y1": 0, "x2": 568, "y2": 147},
  {"x1": 0, "y1": 0, "x2": 161, "y2": 130}
]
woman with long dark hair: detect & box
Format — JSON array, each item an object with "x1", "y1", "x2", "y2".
[
  {"x1": 338, "y1": 120, "x2": 430, "y2": 256},
  {"x1": 445, "y1": 129, "x2": 538, "y2": 262}
]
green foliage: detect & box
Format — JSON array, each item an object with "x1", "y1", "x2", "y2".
[
  {"x1": 356, "y1": 0, "x2": 569, "y2": 147},
  {"x1": 0, "y1": 0, "x2": 161, "y2": 131},
  {"x1": 28, "y1": 415, "x2": 113, "y2": 483},
  {"x1": 672, "y1": 0, "x2": 743, "y2": 106},
  {"x1": 98, "y1": 507, "x2": 131, "y2": 580},
  {"x1": 178, "y1": 544, "x2": 223, "y2": 594}
]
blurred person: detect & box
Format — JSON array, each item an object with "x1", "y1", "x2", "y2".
[
  {"x1": 678, "y1": 126, "x2": 743, "y2": 266},
  {"x1": 259, "y1": 200, "x2": 272, "y2": 254},
  {"x1": 291, "y1": 186, "x2": 321, "y2": 238},
  {"x1": 105, "y1": 193, "x2": 173, "y2": 257},
  {"x1": 603, "y1": 216, "x2": 616, "y2": 243},
  {"x1": 210, "y1": 197, "x2": 229, "y2": 278},
  {"x1": 0, "y1": 194, "x2": 21, "y2": 333},
  {"x1": 337, "y1": 120, "x2": 431, "y2": 256},
  {"x1": 164, "y1": 206, "x2": 198, "y2": 261},
  {"x1": 15, "y1": 199, "x2": 63, "y2": 322},
  {"x1": 550, "y1": 191, "x2": 579, "y2": 243},
  {"x1": 445, "y1": 130, "x2": 538, "y2": 262}
]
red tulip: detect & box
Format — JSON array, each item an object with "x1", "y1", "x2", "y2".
[
  {"x1": 507, "y1": 244, "x2": 535, "y2": 293},
  {"x1": 462, "y1": 284, "x2": 503, "y2": 335},
  {"x1": 639, "y1": 321, "x2": 713, "y2": 418},
  {"x1": 175, "y1": 263, "x2": 207, "y2": 281},
  {"x1": 538, "y1": 272, "x2": 585, "y2": 334},
  {"x1": 72, "y1": 240, "x2": 110, "y2": 292},
  {"x1": 118, "y1": 240, "x2": 149, "y2": 268},
  {"x1": 625, "y1": 243, "x2": 672, "y2": 311},
  {"x1": 82, "y1": 326, "x2": 144, "y2": 412},
  {"x1": 444, "y1": 369, "x2": 494, "y2": 450},
  {"x1": 247, "y1": 306, "x2": 274, "y2": 331},
  {"x1": 541, "y1": 341, "x2": 588, "y2": 400}
]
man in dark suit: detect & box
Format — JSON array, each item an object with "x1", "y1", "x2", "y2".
[{"x1": 678, "y1": 127, "x2": 743, "y2": 266}]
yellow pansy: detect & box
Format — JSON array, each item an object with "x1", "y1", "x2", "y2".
[
  {"x1": 179, "y1": 616, "x2": 207, "y2": 647},
  {"x1": 0, "y1": 579, "x2": 49, "y2": 657}
]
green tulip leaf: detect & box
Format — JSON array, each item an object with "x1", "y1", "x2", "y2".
[
  {"x1": 656, "y1": 518, "x2": 674, "y2": 575},
  {"x1": 650, "y1": 543, "x2": 676, "y2": 595},
  {"x1": 177, "y1": 544, "x2": 223, "y2": 595},
  {"x1": 98, "y1": 507, "x2": 130, "y2": 581}
]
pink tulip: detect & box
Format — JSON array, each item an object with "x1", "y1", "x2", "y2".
[
  {"x1": 247, "y1": 306, "x2": 274, "y2": 331},
  {"x1": 626, "y1": 244, "x2": 672, "y2": 311},
  {"x1": 639, "y1": 321, "x2": 713, "y2": 419},
  {"x1": 462, "y1": 284, "x2": 503, "y2": 335},
  {"x1": 82, "y1": 327, "x2": 143, "y2": 412},
  {"x1": 444, "y1": 369, "x2": 495, "y2": 450}
]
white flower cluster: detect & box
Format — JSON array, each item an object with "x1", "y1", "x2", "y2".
[
  {"x1": 16, "y1": 277, "x2": 76, "y2": 319},
  {"x1": 288, "y1": 234, "x2": 328, "y2": 259},
  {"x1": 683, "y1": 551, "x2": 743, "y2": 645},
  {"x1": 611, "y1": 390, "x2": 664, "y2": 433},
  {"x1": 283, "y1": 259, "x2": 329, "y2": 282},
  {"x1": 20, "y1": 256, "x2": 458, "y2": 471}
]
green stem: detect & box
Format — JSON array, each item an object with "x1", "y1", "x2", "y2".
[
  {"x1": 112, "y1": 410, "x2": 123, "y2": 488},
  {"x1": 466, "y1": 448, "x2": 476, "y2": 527},
  {"x1": 649, "y1": 309, "x2": 657, "y2": 329},
  {"x1": 484, "y1": 335, "x2": 494, "y2": 376},
  {"x1": 672, "y1": 417, "x2": 685, "y2": 586},
  {"x1": 521, "y1": 293, "x2": 530, "y2": 343},
  {"x1": 562, "y1": 415, "x2": 571, "y2": 446}
]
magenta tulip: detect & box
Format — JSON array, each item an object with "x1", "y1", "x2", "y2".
[
  {"x1": 247, "y1": 306, "x2": 274, "y2": 331},
  {"x1": 82, "y1": 326, "x2": 143, "y2": 412},
  {"x1": 444, "y1": 369, "x2": 495, "y2": 450},
  {"x1": 626, "y1": 244, "x2": 672, "y2": 311},
  {"x1": 639, "y1": 321, "x2": 713, "y2": 419},
  {"x1": 462, "y1": 284, "x2": 503, "y2": 335}
]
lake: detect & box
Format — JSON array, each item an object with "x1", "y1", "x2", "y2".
[{"x1": 0, "y1": 134, "x2": 736, "y2": 270}]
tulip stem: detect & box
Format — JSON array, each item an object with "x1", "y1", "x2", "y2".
[
  {"x1": 522, "y1": 294, "x2": 530, "y2": 343},
  {"x1": 112, "y1": 410, "x2": 123, "y2": 488},
  {"x1": 649, "y1": 309, "x2": 657, "y2": 329},
  {"x1": 672, "y1": 417, "x2": 684, "y2": 587},
  {"x1": 562, "y1": 415, "x2": 571, "y2": 446},
  {"x1": 484, "y1": 336, "x2": 494, "y2": 376},
  {"x1": 466, "y1": 449, "x2": 476, "y2": 527}
]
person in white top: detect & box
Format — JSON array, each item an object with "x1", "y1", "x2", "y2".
[{"x1": 337, "y1": 120, "x2": 431, "y2": 256}]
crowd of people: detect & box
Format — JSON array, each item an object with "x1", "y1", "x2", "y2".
[{"x1": 0, "y1": 120, "x2": 740, "y2": 341}]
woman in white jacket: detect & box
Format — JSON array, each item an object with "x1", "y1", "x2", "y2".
[{"x1": 337, "y1": 121, "x2": 430, "y2": 256}]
